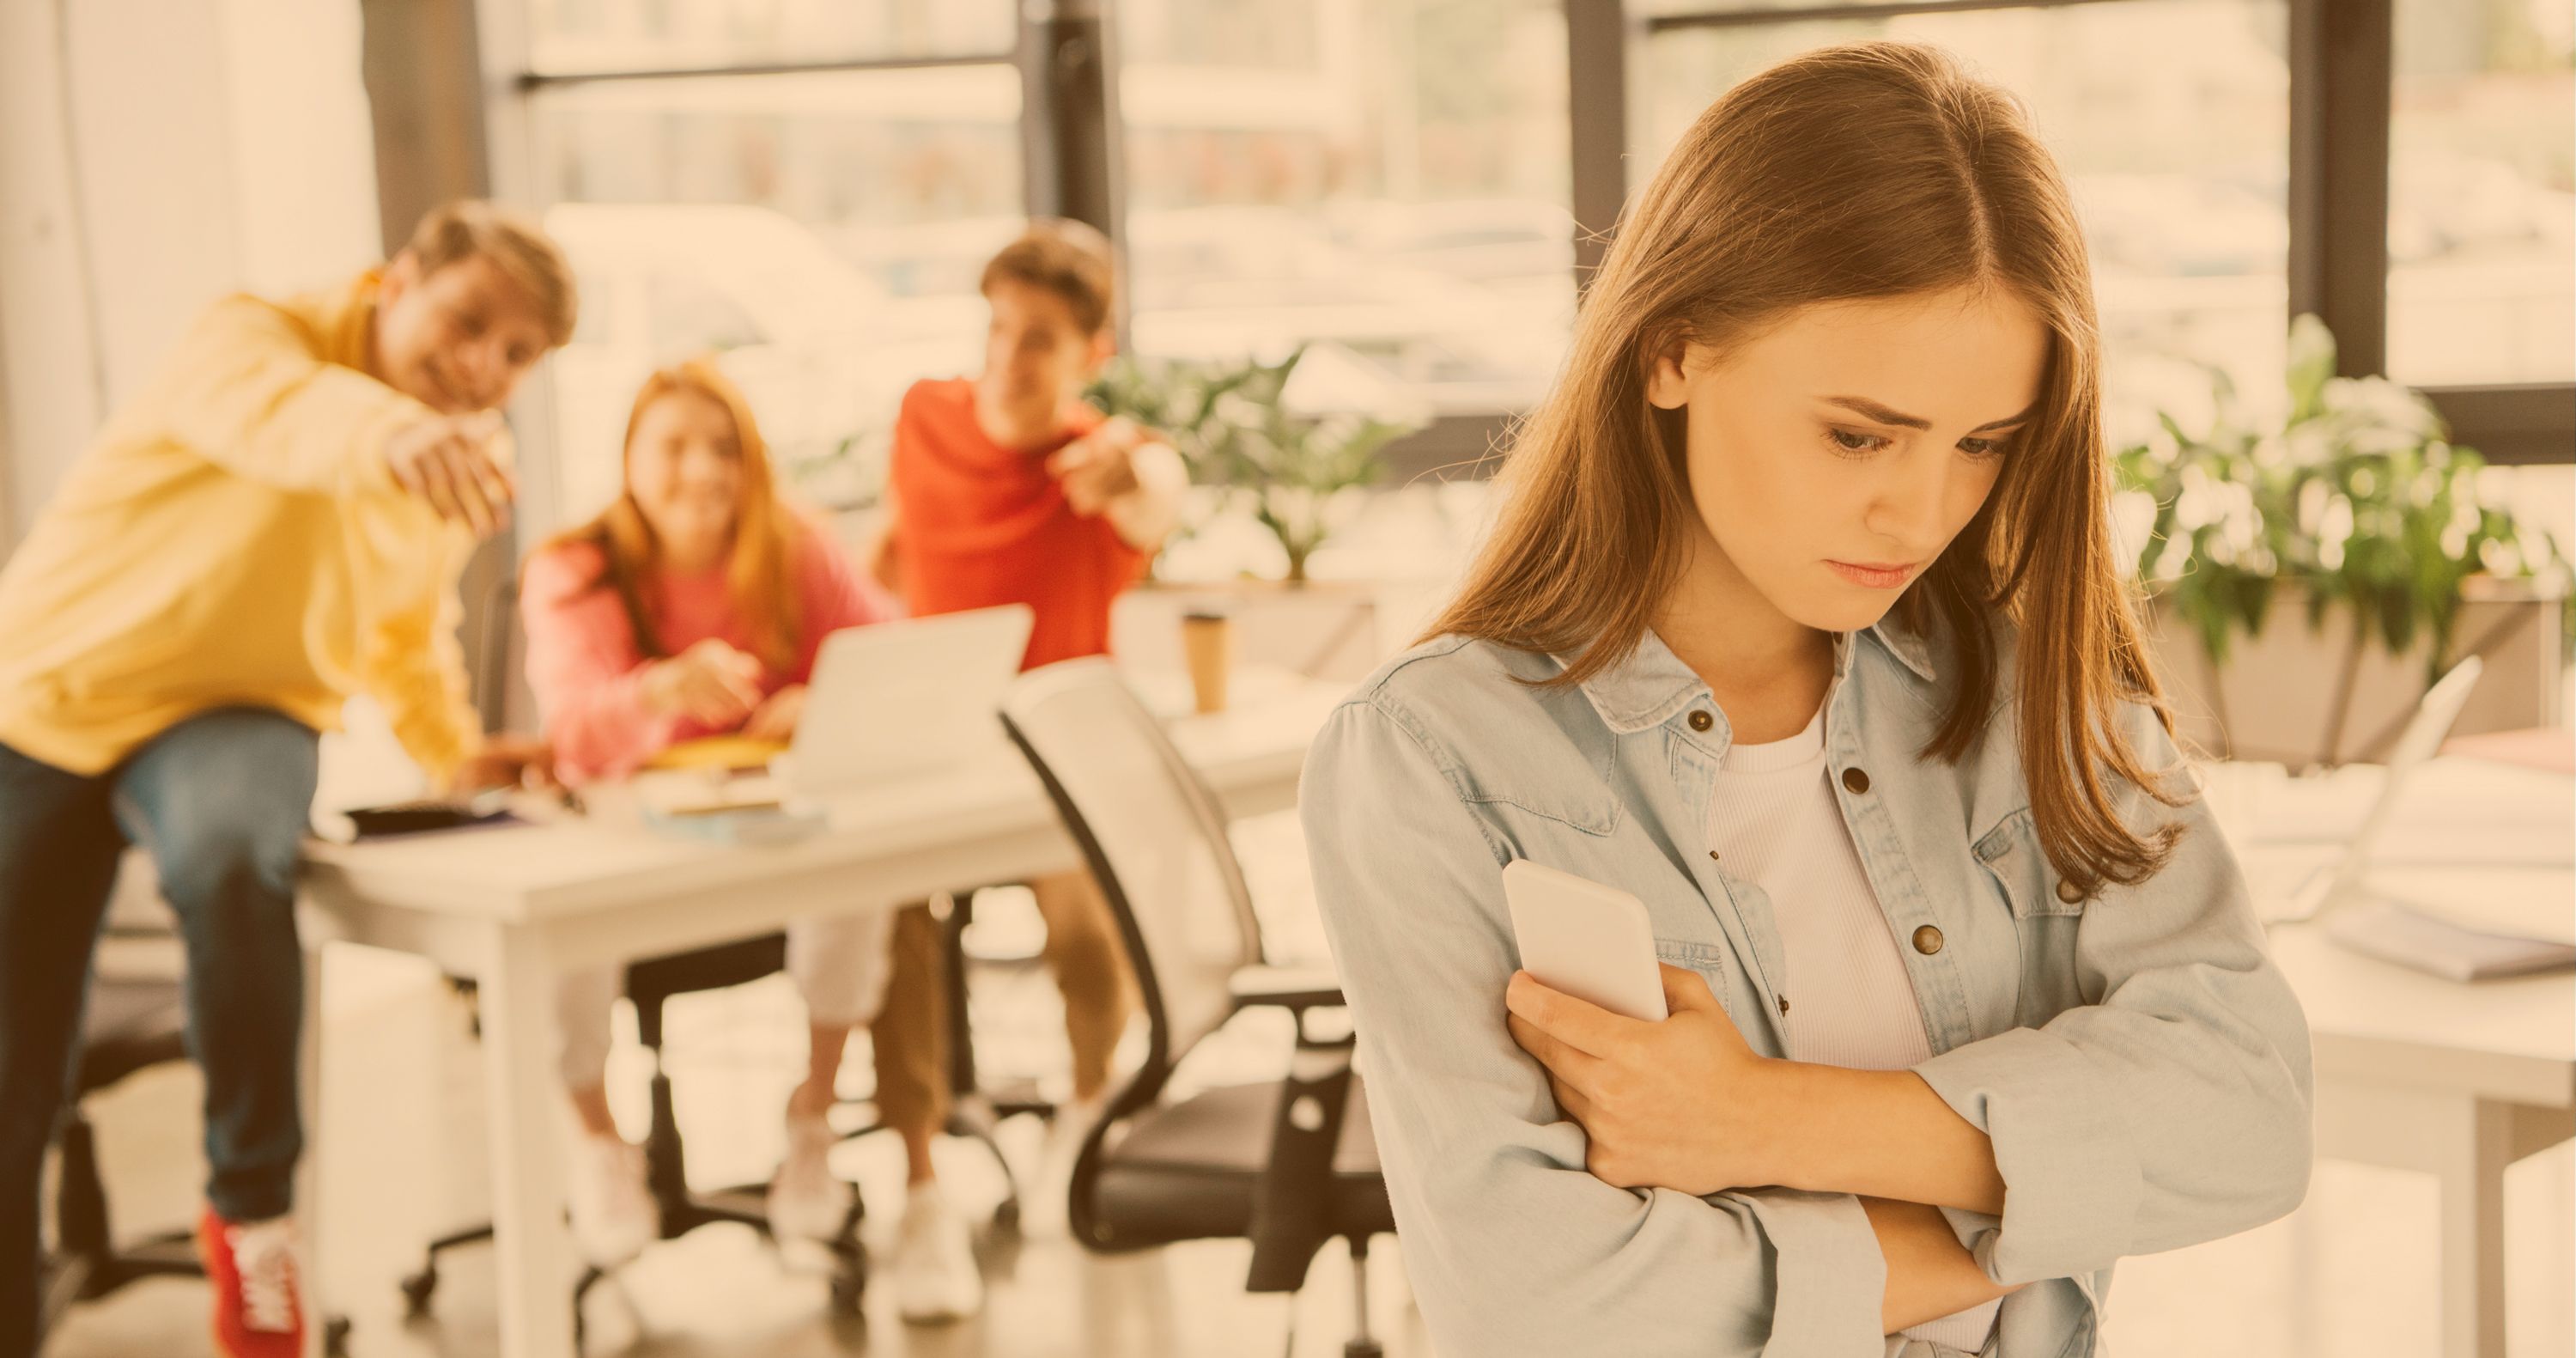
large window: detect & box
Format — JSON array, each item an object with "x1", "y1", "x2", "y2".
[
  {"x1": 1115, "y1": 0, "x2": 1577, "y2": 417},
  {"x1": 1620, "y1": 0, "x2": 2573, "y2": 465},
  {"x1": 476, "y1": 0, "x2": 2571, "y2": 519},
  {"x1": 526, "y1": 0, "x2": 1015, "y2": 72},
  {"x1": 2386, "y1": 0, "x2": 2573, "y2": 387},
  {"x1": 1637, "y1": 1, "x2": 2291, "y2": 442},
  {"x1": 502, "y1": 3, "x2": 1023, "y2": 523}
]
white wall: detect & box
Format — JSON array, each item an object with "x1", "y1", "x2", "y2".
[
  {"x1": 0, "y1": 0, "x2": 381, "y2": 552},
  {"x1": 0, "y1": 0, "x2": 108, "y2": 550}
]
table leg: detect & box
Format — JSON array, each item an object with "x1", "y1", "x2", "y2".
[
  {"x1": 479, "y1": 923, "x2": 578, "y2": 1358},
  {"x1": 2290, "y1": 1173, "x2": 2324, "y2": 1358},
  {"x1": 2433, "y1": 1098, "x2": 2512, "y2": 1358}
]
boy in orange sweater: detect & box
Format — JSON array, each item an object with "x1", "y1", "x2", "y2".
[{"x1": 863, "y1": 220, "x2": 1186, "y2": 1320}]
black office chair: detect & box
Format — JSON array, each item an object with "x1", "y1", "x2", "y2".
[
  {"x1": 1000, "y1": 659, "x2": 1394, "y2": 1358},
  {"x1": 39, "y1": 931, "x2": 351, "y2": 1355}
]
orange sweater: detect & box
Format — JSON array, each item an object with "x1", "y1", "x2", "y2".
[{"x1": 889, "y1": 377, "x2": 1146, "y2": 670}]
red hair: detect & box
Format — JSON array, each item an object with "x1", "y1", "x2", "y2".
[{"x1": 539, "y1": 357, "x2": 801, "y2": 671}]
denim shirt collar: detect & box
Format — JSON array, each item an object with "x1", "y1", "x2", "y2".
[
  {"x1": 1571, "y1": 617, "x2": 1937, "y2": 736},
  {"x1": 1866, "y1": 614, "x2": 1940, "y2": 684}
]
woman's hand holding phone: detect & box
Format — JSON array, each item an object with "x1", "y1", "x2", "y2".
[{"x1": 1505, "y1": 964, "x2": 1783, "y2": 1197}]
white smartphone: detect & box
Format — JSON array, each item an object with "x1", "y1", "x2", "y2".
[{"x1": 1502, "y1": 859, "x2": 1668, "y2": 1022}]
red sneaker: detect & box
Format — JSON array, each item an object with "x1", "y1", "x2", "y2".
[{"x1": 194, "y1": 1206, "x2": 306, "y2": 1358}]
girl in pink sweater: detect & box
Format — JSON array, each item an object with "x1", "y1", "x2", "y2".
[{"x1": 518, "y1": 361, "x2": 977, "y2": 1301}]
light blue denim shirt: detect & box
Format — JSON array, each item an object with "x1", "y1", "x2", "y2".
[{"x1": 1298, "y1": 618, "x2": 2314, "y2": 1357}]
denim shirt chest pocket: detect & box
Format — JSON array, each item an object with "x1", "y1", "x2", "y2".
[
  {"x1": 1440, "y1": 697, "x2": 1765, "y2": 1019},
  {"x1": 1973, "y1": 806, "x2": 2092, "y2": 1024},
  {"x1": 1471, "y1": 799, "x2": 1754, "y2": 1032},
  {"x1": 1461, "y1": 783, "x2": 1754, "y2": 1035},
  {"x1": 1650, "y1": 937, "x2": 1733, "y2": 1015}
]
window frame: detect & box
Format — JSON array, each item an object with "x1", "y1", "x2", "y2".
[
  {"x1": 1572, "y1": 0, "x2": 2573, "y2": 465},
  {"x1": 422, "y1": 0, "x2": 2573, "y2": 496},
  {"x1": 400, "y1": 0, "x2": 2564, "y2": 724},
  {"x1": 376, "y1": 0, "x2": 1054, "y2": 726},
  {"x1": 441, "y1": 0, "x2": 1089, "y2": 533}
]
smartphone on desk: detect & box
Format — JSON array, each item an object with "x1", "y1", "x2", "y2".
[
  {"x1": 336, "y1": 788, "x2": 517, "y2": 839},
  {"x1": 1502, "y1": 859, "x2": 1668, "y2": 1022}
]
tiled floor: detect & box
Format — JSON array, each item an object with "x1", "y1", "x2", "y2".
[{"x1": 42, "y1": 816, "x2": 2576, "y2": 1357}]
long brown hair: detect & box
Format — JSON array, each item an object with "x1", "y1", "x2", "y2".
[
  {"x1": 540, "y1": 357, "x2": 802, "y2": 673},
  {"x1": 1427, "y1": 41, "x2": 2184, "y2": 897}
]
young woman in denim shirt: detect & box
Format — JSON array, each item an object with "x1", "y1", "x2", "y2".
[{"x1": 1300, "y1": 42, "x2": 2313, "y2": 1358}]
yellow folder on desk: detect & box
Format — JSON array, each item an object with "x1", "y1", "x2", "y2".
[
  {"x1": 641, "y1": 734, "x2": 788, "y2": 774},
  {"x1": 630, "y1": 737, "x2": 817, "y2": 844}
]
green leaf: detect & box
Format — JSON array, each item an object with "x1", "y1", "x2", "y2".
[
  {"x1": 2376, "y1": 583, "x2": 2415, "y2": 655},
  {"x1": 2237, "y1": 571, "x2": 2275, "y2": 634},
  {"x1": 2130, "y1": 312, "x2": 2564, "y2": 685},
  {"x1": 2285, "y1": 314, "x2": 2336, "y2": 423}
]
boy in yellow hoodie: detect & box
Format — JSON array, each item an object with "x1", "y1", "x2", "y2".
[{"x1": 0, "y1": 200, "x2": 573, "y2": 1358}]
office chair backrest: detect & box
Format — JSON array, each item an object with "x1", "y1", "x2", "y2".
[{"x1": 1000, "y1": 659, "x2": 1263, "y2": 1106}]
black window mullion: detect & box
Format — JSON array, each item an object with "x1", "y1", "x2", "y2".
[
  {"x1": 1019, "y1": 0, "x2": 1127, "y2": 348},
  {"x1": 1567, "y1": 0, "x2": 1633, "y2": 293},
  {"x1": 2422, "y1": 385, "x2": 2576, "y2": 467},
  {"x1": 2287, "y1": 0, "x2": 2394, "y2": 379},
  {"x1": 1018, "y1": 9, "x2": 1066, "y2": 225},
  {"x1": 515, "y1": 52, "x2": 1017, "y2": 89}
]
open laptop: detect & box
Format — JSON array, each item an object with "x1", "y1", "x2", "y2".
[
  {"x1": 780, "y1": 602, "x2": 1035, "y2": 796},
  {"x1": 2249, "y1": 654, "x2": 2484, "y2": 924},
  {"x1": 2237, "y1": 655, "x2": 2576, "y2": 980},
  {"x1": 639, "y1": 603, "x2": 1034, "y2": 820}
]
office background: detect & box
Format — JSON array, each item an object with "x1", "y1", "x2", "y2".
[{"x1": 0, "y1": 1, "x2": 2568, "y2": 1355}]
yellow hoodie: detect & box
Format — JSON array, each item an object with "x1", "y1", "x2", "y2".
[{"x1": 0, "y1": 271, "x2": 485, "y2": 780}]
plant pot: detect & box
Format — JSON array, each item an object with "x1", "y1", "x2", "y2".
[
  {"x1": 2143, "y1": 575, "x2": 2567, "y2": 767},
  {"x1": 1114, "y1": 577, "x2": 1413, "y2": 682}
]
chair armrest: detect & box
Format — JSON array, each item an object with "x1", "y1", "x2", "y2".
[{"x1": 1228, "y1": 963, "x2": 1346, "y2": 1014}]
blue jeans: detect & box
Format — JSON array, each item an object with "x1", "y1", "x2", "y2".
[{"x1": 0, "y1": 708, "x2": 318, "y2": 1355}]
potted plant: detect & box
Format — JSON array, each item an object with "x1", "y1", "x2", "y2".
[
  {"x1": 2113, "y1": 314, "x2": 2571, "y2": 764},
  {"x1": 1090, "y1": 348, "x2": 1425, "y2": 583}
]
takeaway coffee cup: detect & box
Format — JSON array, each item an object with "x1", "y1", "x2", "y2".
[{"x1": 1181, "y1": 608, "x2": 1234, "y2": 714}]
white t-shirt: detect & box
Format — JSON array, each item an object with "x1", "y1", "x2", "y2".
[{"x1": 1706, "y1": 706, "x2": 2002, "y2": 1352}]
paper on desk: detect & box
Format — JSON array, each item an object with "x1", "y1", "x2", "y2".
[
  {"x1": 2370, "y1": 868, "x2": 2576, "y2": 947},
  {"x1": 2326, "y1": 899, "x2": 2576, "y2": 981},
  {"x1": 631, "y1": 768, "x2": 786, "y2": 816}
]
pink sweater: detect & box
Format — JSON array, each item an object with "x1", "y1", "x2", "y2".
[{"x1": 521, "y1": 522, "x2": 892, "y2": 784}]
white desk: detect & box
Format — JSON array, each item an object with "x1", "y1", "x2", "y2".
[
  {"x1": 292, "y1": 676, "x2": 1343, "y2": 1358},
  {"x1": 2227, "y1": 758, "x2": 2576, "y2": 1358}
]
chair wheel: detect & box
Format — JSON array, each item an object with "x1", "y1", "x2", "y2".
[
  {"x1": 324, "y1": 1314, "x2": 354, "y2": 1356},
  {"x1": 401, "y1": 1265, "x2": 439, "y2": 1317}
]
